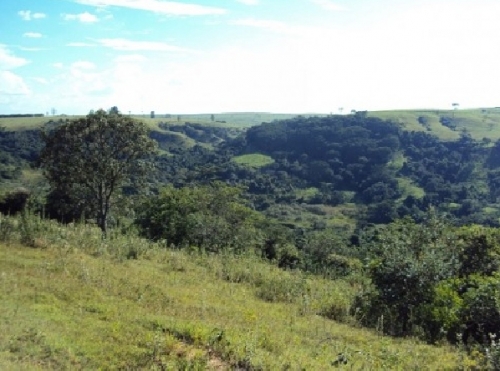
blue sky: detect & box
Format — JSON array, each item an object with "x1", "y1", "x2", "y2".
[{"x1": 1, "y1": 0, "x2": 499, "y2": 115}]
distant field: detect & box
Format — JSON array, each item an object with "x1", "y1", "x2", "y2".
[
  {"x1": 232, "y1": 153, "x2": 275, "y2": 168},
  {"x1": 4, "y1": 109, "x2": 500, "y2": 142},
  {"x1": 369, "y1": 108, "x2": 500, "y2": 141},
  {"x1": 0, "y1": 113, "x2": 300, "y2": 131},
  {"x1": 0, "y1": 116, "x2": 59, "y2": 130}
]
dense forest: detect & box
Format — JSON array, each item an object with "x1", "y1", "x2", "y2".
[{"x1": 151, "y1": 113, "x2": 500, "y2": 229}]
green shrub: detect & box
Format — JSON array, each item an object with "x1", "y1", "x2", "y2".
[
  {"x1": 0, "y1": 215, "x2": 16, "y2": 242},
  {"x1": 456, "y1": 225, "x2": 500, "y2": 277},
  {"x1": 460, "y1": 274, "x2": 500, "y2": 345},
  {"x1": 135, "y1": 183, "x2": 264, "y2": 253},
  {"x1": 357, "y1": 214, "x2": 460, "y2": 338},
  {"x1": 255, "y1": 273, "x2": 306, "y2": 303},
  {"x1": 0, "y1": 187, "x2": 30, "y2": 215}
]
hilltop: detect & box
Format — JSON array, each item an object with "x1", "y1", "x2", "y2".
[
  {"x1": 369, "y1": 108, "x2": 500, "y2": 141},
  {"x1": 3, "y1": 108, "x2": 500, "y2": 139}
]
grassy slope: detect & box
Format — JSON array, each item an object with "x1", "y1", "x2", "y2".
[
  {"x1": 0, "y1": 216, "x2": 464, "y2": 370},
  {"x1": 232, "y1": 153, "x2": 275, "y2": 168},
  {"x1": 369, "y1": 108, "x2": 500, "y2": 141},
  {"x1": 0, "y1": 113, "x2": 297, "y2": 131}
]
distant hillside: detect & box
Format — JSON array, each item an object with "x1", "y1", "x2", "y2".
[
  {"x1": 4, "y1": 108, "x2": 500, "y2": 228},
  {"x1": 3, "y1": 108, "x2": 500, "y2": 140},
  {"x1": 369, "y1": 108, "x2": 500, "y2": 141},
  {"x1": 193, "y1": 112, "x2": 500, "y2": 228}
]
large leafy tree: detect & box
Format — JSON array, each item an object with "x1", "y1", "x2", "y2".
[
  {"x1": 40, "y1": 109, "x2": 157, "y2": 234},
  {"x1": 135, "y1": 182, "x2": 265, "y2": 252}
]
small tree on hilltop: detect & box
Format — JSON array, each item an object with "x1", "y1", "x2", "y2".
[{"x1": 40, "y1": 109, "x2": 157, "y2": 235}]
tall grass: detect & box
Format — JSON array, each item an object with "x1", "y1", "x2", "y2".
[{"x1": 0, "y1": 213, "x2": 466, "y2": 369}]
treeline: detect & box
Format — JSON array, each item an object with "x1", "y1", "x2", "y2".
[
  {"x1": 0, "y1": 113, "x2": 44, "y2": 118},
  {"x1": 158, "y1": 122, "x2": 243, "y2": 145},
  {"x1": 0, "y1": 127, "x2": 43, "y2": 180}
]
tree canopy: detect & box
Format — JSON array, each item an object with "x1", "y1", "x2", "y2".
[{"x1": 40, "y1": 109, "x2": 157, "y2": 234}]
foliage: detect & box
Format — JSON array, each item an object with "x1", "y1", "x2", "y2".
[
  {"x1": 135, "y1": 183, "x2": 264, "y2": 253},
  {"x1": 0, "y1": 187, "x2": 30, "y2": 215},
  {"x1": 300, "y1": 228, "x2": 361, "y2": 277},
  {"x1": 356, "y1": 213, "x2": 460, "y2": 338},
  {"x1": 40, "y1": 109, "x2": 157, "y2": 234},
  {"x1": 356, "y1": 212, "x2": 500, "y2": 358}
]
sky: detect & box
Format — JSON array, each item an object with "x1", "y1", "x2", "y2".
[{"x1": 1, "y1": 0, "x2": 499, "y2": 115}]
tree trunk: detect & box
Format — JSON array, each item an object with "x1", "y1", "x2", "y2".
[{"x1": 98, "y1": 211, "x2": 107, "y2": 237}]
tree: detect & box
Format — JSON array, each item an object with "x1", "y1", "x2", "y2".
[
  {"x1": 135, "y1": 183, "x2": 264, "y2": 252},
  {"x1": 357, "y1": 212, "x2": 460, "y2": 338},
  {"x1": 109, "y1": 106, "x2": 119, "y2": 115},
  {"x1": 40, "y1": 109, "x2": 157, "y2": 234}
]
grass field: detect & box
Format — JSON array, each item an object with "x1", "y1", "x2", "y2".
[
  {"x1": 4, "y1": 109, "x2": 500, "y2": 142},
  {"x1": 0, "y1": 214, "x2": 467, "y2": 369},
  {"x1": 0, "y1": 112, "x2": 302, "y2": 131},
  {"x1": 369, "y1": 108, "x2": 500, "y2": 140},
  {"x1": 232, "y1": 153, "x2": 275, "y2": 168}
]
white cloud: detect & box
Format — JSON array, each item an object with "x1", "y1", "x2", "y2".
[
  {"x1": 236, "y1": 0, "x2": 259, "y2": 5},
  {"x1": 67, "y1": 42, "x2": 95, "y2": 47},
  {"x1": 33, "y1": 77, "x2": 48, "y2": 84},
  {"x1": 62, "y1": 12, "x2": 99, "y2": 23},
  {"x1": 114, "y1": 54, "x2": 148, "y2": 62},
  {"x1": 19, "y1": 47, "x2": 44, "y2": 51},
  {"x1": 97, "y1": 38, "x2": 193, "y2": 52},
  {"x1": 0, "y1": 71, "x2": 31, "y2": 96},
  {"x1": 72, "y1": 0, "x2": 227, "y2": 16},
  {"x1": 72, "y1": 61, "x2": 96, "y2": 70},
  {"x1": 53, "y1": 62, "x2": 64, "y2": 69},
  {"x1": 310, "y1": 0, "x2": 345, "y2": 11},
  {"x1": 229, "y1": 18, "x2": 310, "y2": 35},
  {"x1": 0, "y1": 46, "x2": 29, "y2": 69},
  {"x1": 23, "y1": 32, "x2": 43, "y2": 38},
  {"x1": 18, "y1": 10, "x2": 47, "y2": 21}
]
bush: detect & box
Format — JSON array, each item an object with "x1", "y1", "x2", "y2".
[
  {"x1": 0, "y1": 215, "x2": 16, "y2": 242},
  {"x1": 0, "y1": 187, "x2": 30, "y2": 215},
  {"x1": 357, "y1": 213, "x2": 460, "y2": 338},
  {"x1": 135, "y1": 183, "x2": 265, "y2": 253},
  {"x1": 460, "y1": 274, "x2": 500, "y2": 345}
]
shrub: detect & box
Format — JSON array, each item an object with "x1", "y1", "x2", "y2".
[
  {"x1": 135, "y1": 183, "x2": 264, "y2": 253},
  {"x1": 0, "y1": 214, "x2": 16, "y2": 242},
  {"x1": 357, "y1": 213, "x2": 460, "y2": 338},
  {"x1": 0, "y1": 187, "x2": 30, "y2": 215}
]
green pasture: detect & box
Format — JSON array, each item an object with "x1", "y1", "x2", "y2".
[{"x1": 232, "y1": 153, "x2": 275, "y2": 168}]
